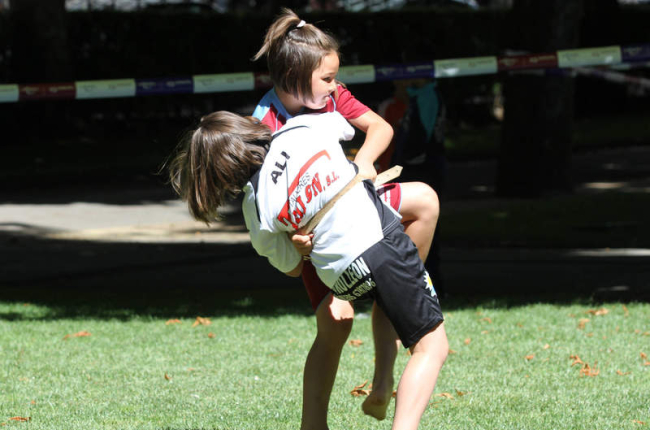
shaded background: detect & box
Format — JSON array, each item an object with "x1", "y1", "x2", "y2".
[{"x1": 1, "y1": 0, "x2": 649, "y2": 310}]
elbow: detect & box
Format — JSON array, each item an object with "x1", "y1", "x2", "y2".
[
  {"x1": 376, "y1": 116, "x2": 394, "y2": 140},
  {"x1": 386, "y1": 122, "x2": 394, "y2": 140}
]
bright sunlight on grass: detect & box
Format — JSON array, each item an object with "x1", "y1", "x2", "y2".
[{"x1": 1, "y1": 291, "x2": 649, "y2": 429}]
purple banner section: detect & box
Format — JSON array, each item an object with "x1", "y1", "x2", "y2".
[
  {"x1": 136, "y1": 77, "x2": 193, "y2": 96},
  {"x1": 621, "y1": 44, "x2": 650, "y2": 63},
  {"x1": 375, "y1": 62, "x2": 434, "y2": 82}
]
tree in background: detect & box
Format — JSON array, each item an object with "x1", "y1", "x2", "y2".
[
  {"x1": 7, "y1": 0, "x2": 70, "y2": 140},
  {"x1": 10, "y1": 0, "x2": 70, "y2": 82},
  {"x1": 496, "y1": 0, "x2": 584, "y2": 197}
]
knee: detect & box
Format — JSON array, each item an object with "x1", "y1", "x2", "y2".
[
  {"x1": 439, "y1": 342, "x2": 449, "y2": 365},
  {"x1": 317, "y1": 315, "x2": 353, "y2": 346},
  {"x1": 436, "y1": 327, "x2": 449, "y2": 365},
  {"x1": 420, "y1": 184, "x2": 440, "y2": 222},
  {"x1": 403, "y1": 182, "x2": 439, "y2": 224},
  {"x1": 315, "y1": 300, "x2": 354, "y2": 346}
]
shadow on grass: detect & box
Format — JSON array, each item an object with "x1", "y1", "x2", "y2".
[
  {"x1": 2, "y1": 222, "x2": 649, "y2": 321},
  {"x1": 0, "y1": 281, "x2": 628, "y2": 323},
  {"x1": 0, "y1": 225, "x2": 312, "y2": 320}
]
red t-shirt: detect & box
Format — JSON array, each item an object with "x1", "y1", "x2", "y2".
[{"x1": 252, "y1": 85, "x2": 370, "y2": 132}]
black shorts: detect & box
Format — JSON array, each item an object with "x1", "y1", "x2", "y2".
[{"x1": 332, "y1": 226, "x2": 444, "y2": 348}]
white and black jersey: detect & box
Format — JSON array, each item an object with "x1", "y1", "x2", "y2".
[
  {"x1": 241, "y1": 112, "x2": 443, "y2": 348},
  {"x1": 242, "y1": 112, "x2": 400, "y2": 287}
]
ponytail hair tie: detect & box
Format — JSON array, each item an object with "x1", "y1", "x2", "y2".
[{"x1": 297, "y1": 20, "x2": 306, "y2": 28}]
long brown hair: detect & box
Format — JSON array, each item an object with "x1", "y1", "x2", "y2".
[
  {"x1": 168, "y1": 111, "x2": 271, "y2": 224},
  {"x1": 253, "y1": 8, "x2": 339, "y2": 102}
]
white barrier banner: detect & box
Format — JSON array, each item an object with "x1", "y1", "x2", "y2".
[
  {"x1": 0, "y1": 84, "x2": 19, "y2": 103},
  {"x1": 76, "y1": 79, "x2": 136, "y2": 99},
  {"x1": 338, "y1": 65, "x2": 375, "y2": 84},
  {"x1": 193, "y1": 73, "x2": 255, "y2": 93},
  {"x1": 558, "y1": 46, "x2": 622, "y2": 68},
  {"x1": 434, "y1": 56, "x2": 498, "y2": 78}
]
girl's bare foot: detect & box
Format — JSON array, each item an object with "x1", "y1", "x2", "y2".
[{"x1": 361, "y1": 379, "x2": 393, "y2": 421}]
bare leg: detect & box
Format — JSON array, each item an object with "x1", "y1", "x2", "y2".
[
  {"x1": 301, "y1": 294, "x2": 354, "y2": 430},
  {"x1": 362, "y1": 302, "x2": 399, "y2": 420},
  {"x1": 399, "y1": 182, "x2": 440, "y2": 262},
  {"x1": 392, "y1": 322, "x2": 448, "y2": 430},
  {"x1": 363, "y1": 181, "x2": 440, "y2": 421}
]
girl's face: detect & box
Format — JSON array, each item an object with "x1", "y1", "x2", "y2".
[{"x1": 304, "y1": 52, "x2": 339, "y2": 110}]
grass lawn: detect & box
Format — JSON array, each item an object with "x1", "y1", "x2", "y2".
[{"x1": 1, "y1": 288, "x2": 649, "y2": 429}]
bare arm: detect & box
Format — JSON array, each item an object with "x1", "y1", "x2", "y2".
[
  {"x1": 348, "y1": 110, "x2": 394, "y2": 181},
  {"x1": 285, "y1": 258, "x2": 304, "y2": 277}
]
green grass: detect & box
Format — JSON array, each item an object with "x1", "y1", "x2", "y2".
[
  {"x1": 1, "y1": 289, "x2": 649, "y2": 429},
  {"x1": 441, "y1": 192, "x2": 650, "y2": 248}
]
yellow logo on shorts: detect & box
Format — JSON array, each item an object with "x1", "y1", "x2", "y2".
[{"x1": 423, "y1": 271, "x2": 436, "y2": 297}]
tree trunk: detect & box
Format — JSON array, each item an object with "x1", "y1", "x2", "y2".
[
  {"x1": 9, "y1": 0, "x2": 70, "y2": 82},
  {"x1": 6, "y1": 0, "x2": 72, "y2": 141},
  {"x1": 496, "y1": 0, "x2": 583, "y2": 197}
]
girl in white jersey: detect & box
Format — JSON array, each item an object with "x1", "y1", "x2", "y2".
[
  {"x1": 168, "y1": 110, "x2": 448, "y2": 430},
  {"x1": 253, "y1": 9, "x2": 442, "y2": 426}
]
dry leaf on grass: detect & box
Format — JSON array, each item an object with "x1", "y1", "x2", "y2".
[
  {"x1": 207, "y1": 333, "x2": 216, "y2": 339},
  {"x1": 9, "y1": 417, "x2": 31, "y2": 422},
  {"x1": 623, "y1": 305, "x2": 629, "y2": 317},
  {"x1": 579, "y1": 362, "x2": 600, "y2": 377},
  {"x1": 570, "y1": 355, "x2": 584, "y2": 366},
  {"x1": 578, "y1": 319, "x2": 590, "y2": 330},
  {"x1": 632, "y1": 420, "x2": 646, "y2": 425},
  {"x1": 192, "y1": 317, "x2": 212, "y2": 327},
  {"x1": 586, "y1": 308, "x2": 609, "y2": 316},
  {"x1": 464, "y1": 338, "x2": 471, "y2": 345},
  {"x1": 63, "y1": 331, "x2": 91, "y2": 340},
  {"x1": 165, "y1": 319, "x2": 182, "y2": 325},
  {"x1": 349, "y1": 339, "x2": 363, "y2": 347},
  {"x1": 481, "y1": 317, "x2": 493, "y2": 324},
  {"x1": 525, "y1": 354, "x2": 535, "y2": 361},
  {"x1": 543, "y1": 344, "x2": 551, "y2": 350},
  {"x1": 571, "y1": 354, "x2": 600, "y2": 377},
  {"x1": 164, "y1": 373, "x2": 172, "y2": 381},
  {"x1": 350, "y1": 381, "x2": 371, "y2": 397},
  {"x1": 617, "y1": 370, "x2": 631, "y2": 375},
  {"x1": 435, "y1": 392, "x2": 454, "y2": 399},
  {"x1": 455, "y1": 389, "x2": 469, "y2": 397}
]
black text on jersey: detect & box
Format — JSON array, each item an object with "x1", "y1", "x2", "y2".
[{"x1": 271, "y1": 151, "x2": 290, "y2": 184}]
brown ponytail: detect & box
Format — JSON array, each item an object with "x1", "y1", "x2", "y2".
[
  {"x1": 253, "y1": 8, "x2": 339, "y2": 102},
  {"x1": 168, "y1": 112, "x2": 271, "y2": 224}
]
